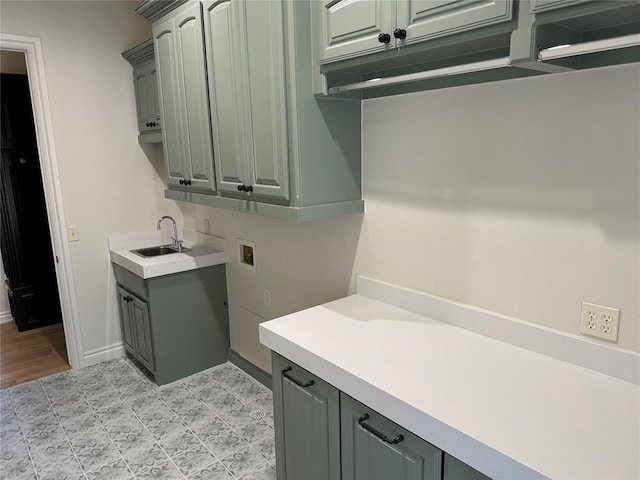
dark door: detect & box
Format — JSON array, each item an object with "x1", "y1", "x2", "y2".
[{"x1": 0, "y1": 73, "x2": 63, "y2": 331}]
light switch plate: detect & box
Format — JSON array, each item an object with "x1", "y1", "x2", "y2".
[{"x1": 67, "y1": 226, "x2": 79, "y2": 242}]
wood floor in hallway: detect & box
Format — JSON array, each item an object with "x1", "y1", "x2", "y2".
[{"x1": 0, "y1": 321, "x2": 69, "y2": 389}]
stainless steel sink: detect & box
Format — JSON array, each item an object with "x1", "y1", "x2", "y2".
[{"x1": 131, "y1": 245, "x2": 191, "y2": 258}]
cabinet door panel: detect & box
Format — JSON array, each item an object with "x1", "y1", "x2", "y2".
[
  {"x1": 149, "y1": 64, "x2": 161, "y2": 128},
  {"x1": 317, "y1": 0, "x2": 396, "y2": 63},
  {"x1": 116, "y1": 287, "x2": 135, "y2": 356},
  {"x1": 241, "y1": 0, "x2": 289, "y2": 200},
  {"x1": 272, "y1": 353, "x2": 340, "y2": 480},
  {"x1": 154, "y1": 21, "x2": 187, "y2": 187},
  {"x1": 131, "y1": 295, "x2": 154, "y2": 373},
  {"x1": 398, "y1": 0, "x2": 514, "y2": 46},
  {"x1": 175, "y1": 3, "x2": 216, "y2": 192},
  {"x1": 203, "y1": 0, "x2": 245, "y2": 194},
  {"x1": 341, "y1": 393, "x2": 442, "y2": 480},
  {"x1": 133, "y1": 66, "x2": 153, "y2": 131},
  {"x1": 443, "y1": 454, "x2": 490, "y2": 480}
]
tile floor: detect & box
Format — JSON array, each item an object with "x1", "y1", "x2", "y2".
[{"x1": 0, "y1": 358, "x2": 276, "y2": 480}]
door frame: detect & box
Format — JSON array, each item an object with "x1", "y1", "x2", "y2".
[{"x1": 0, "y1": 33, "x2": 85, "y2": 369}]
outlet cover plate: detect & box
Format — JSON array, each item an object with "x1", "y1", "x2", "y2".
[{"x1": 580, "y1": 302, "x2": 620, "y2": 342}]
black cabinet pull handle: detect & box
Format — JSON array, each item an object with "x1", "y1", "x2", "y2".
[
  {"x1": 393, "y1": 28, "x2": 407, "y2": 40},
  {"x1": 145, "y1": 122, "x2": 150, "y2": 127},
  {"x1": 237, "y1": 184, "x2": 244, "y2": 191},
  {"x1": 179, "y1": 179, "x2": 184, "y2": 185},
  {"x1": 378, "y1": 33, "x2": 391, "y2": 44},
  {"x1": 246, "y1": 185, "x2": 253, "y2": 193},
  {"x1": 358, "y1": 414, "x2": 404, "y2": 445},
  {"x1": 282, "y1": 367, "x2": 314, "y2": 388},
  {"x1": 185, "y1": 179, "x2": 191, "y2": 186}
]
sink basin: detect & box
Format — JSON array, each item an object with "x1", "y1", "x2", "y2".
[{"x1": 131, "y1": 245, "x2": 191, "y2": 258}]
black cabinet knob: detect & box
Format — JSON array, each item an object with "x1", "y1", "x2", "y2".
[
  {"x1": 246, "y1": 185, "x2": 253, "y2": 193},
  {"x1": 145, "y1": 122, "x2": 150, "y2": 127},
  {"x1": 378, "y1": 33, "x2": 391, "y2": 44},
  {"x1": 179, "y1": 179, "x2": 184, "y2": 185},
  {"x1": 237, "y1": 185, "x2": 244, "y2": 191},
  {"x1": 186, "y1": 179, "x2": 192, "y2": 186},
  {"x1": 393, "y1": 28, "x2": 407, "y2": 40},
  {"x1": 151, "y1": 122, "x2": 156, "y2": 127}
]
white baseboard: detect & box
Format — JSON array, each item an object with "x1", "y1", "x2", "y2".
[
  {"x1": 0, "y1": 311, "x2": 13, "y2": 324},
  {"x1": 83, "y1": 343, "x2": 125, "y2": 367}
]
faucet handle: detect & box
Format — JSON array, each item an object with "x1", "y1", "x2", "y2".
[{"x1": 172, "y1": 237, "x2": 185, "y2": 251}]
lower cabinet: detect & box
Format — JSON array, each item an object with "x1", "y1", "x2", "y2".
[
  {"x1": 272, "y1": 352, "x2": 491, "y2": 480},
  {"x1": 341, "y1": 393, "x2": 442, "y2": 480},
  {"x1": 113, "y1": 263, "x2": 230, "y2": 385}
]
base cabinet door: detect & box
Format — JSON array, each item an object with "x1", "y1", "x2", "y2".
[
  {"x1": 341, "y1": 393, "x2": 442, "y2": 480},
  {"x1": 116, "y1": 286, "x2": 155, "y2": 374},
  {"x1": 443, "y1": 454, "x2": 490, "y2": 480},
  {"x1": 117, "y1": 286, "x2": 136, "y2": 356},
  {"x1": 272, "y1": 353, "x2": 340, "y2": 480},
  {"x1": 130, "y1": 295, "x2": 155, "y2": 374}
]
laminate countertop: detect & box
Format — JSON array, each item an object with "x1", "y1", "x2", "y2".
[
  {"x1": 260, "y1": 276, "x2": 640, "y2": 480},
  {"x1": 108, "y1": 229, "x2": 226, "y2": 279}
]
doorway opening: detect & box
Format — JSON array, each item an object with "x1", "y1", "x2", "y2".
[{"x1": 0, "y1": 51, "x2": 70, "y2": 387}]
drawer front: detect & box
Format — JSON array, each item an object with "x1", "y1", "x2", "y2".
[
  {"x1": 112, "y1": 263, "x2": 148, "y2": 300},
  {"x1": 341, "y1": 393, "x2": 442, "y2": 480}
]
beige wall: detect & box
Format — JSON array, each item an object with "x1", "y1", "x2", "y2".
[
  {"x1": 190, "y1": 63, "x2": 640, "y2": 373},
  {"x1": 1, "y1": 2, "x2": 184, "y2": 357}
]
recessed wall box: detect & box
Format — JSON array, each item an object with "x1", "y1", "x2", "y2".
[{"x1": 238, "y1": 239, "x2": 256, "y2": 271}]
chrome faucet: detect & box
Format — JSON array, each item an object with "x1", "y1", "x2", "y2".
[{"x1": 157, "y1": 215, "x2": 184, "y2": 251}]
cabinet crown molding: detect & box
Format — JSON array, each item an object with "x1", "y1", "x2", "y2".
[
  {"x1": 122, "y1": 39, "x2": 154, "y2": 66},
  {"x1": 135, "y1": 0, "x2": 188, "y2": 23}
]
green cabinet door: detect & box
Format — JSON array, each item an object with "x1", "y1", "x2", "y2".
[
  {"x1": 149, "y1": 64, "x2": 161, "y2": 129},
  {"x1": 397, "y1": 0, "x2": 514, "y2": 46},
  {"x1": 116, "y1": 286, "x2": 136, "y2": 356},
  {"x1": 236, "y1": 0, "x2": 289, "y2": 201},
  {"x1": 341, "y1": 393, "x2": 442, "y2": 480},
  {"x1": 133, "y1": 61, "x2": 155, "y2": 132},
  {"x1": 174, "y1": 2, "x2": 216, "y2": 193},
  {"x1": 154, "y1": 18, "x2": 187, "y2": 188},
  {"x1": 443, "y1": 454, "x2": 490, "y2": 480},
  {"x1": 272, "y1": 353, "x2": 341, "y2": 480},
  {"x1": 130, "y1": 294, "x2": 155, "y2": 374},
  {"x1": 203, "y1": 0, "x2": 245, "y2": 195},
  {"x1": 315, "y1": 0, "x2": 396, "y2": 63}
]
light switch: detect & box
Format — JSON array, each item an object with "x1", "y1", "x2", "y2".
[{"x1": 67, "y1": 226, "x2": 79, "y2": 242}]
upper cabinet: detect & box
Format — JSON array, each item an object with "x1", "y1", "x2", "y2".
[
  {"x1": 137, "y1": 0, "x2": 362, "y2": 222},
  {"x1": 314, "y1": 0, "x2": 640, "y2": 97},
  {"x1": 317, "y1": 0, "x2": 514, "y2": 64},
  {"x1": 153, "y1": 2, "x2": 216, "y2": 193},
  {"x1": 122, "y1": 40, "x2": 162, "y2": 143},
  {"x1": 204, "y1": 0, "x2": 290, "y2": 201}
]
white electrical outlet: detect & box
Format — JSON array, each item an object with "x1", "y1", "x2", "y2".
[
  {"x1": 264, "y1": 289, "x2": 271, "y2": 307},
  {"x1": 580, "y1": 302, "x2": 620, "y2": 342}
]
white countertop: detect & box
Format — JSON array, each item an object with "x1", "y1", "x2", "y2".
[
  {"x1": 108, "y1": 229, "x2": 226, "y2": 278},
  {"x1": 259, "y1": 277, "x2": 640, "y2": 480}
]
